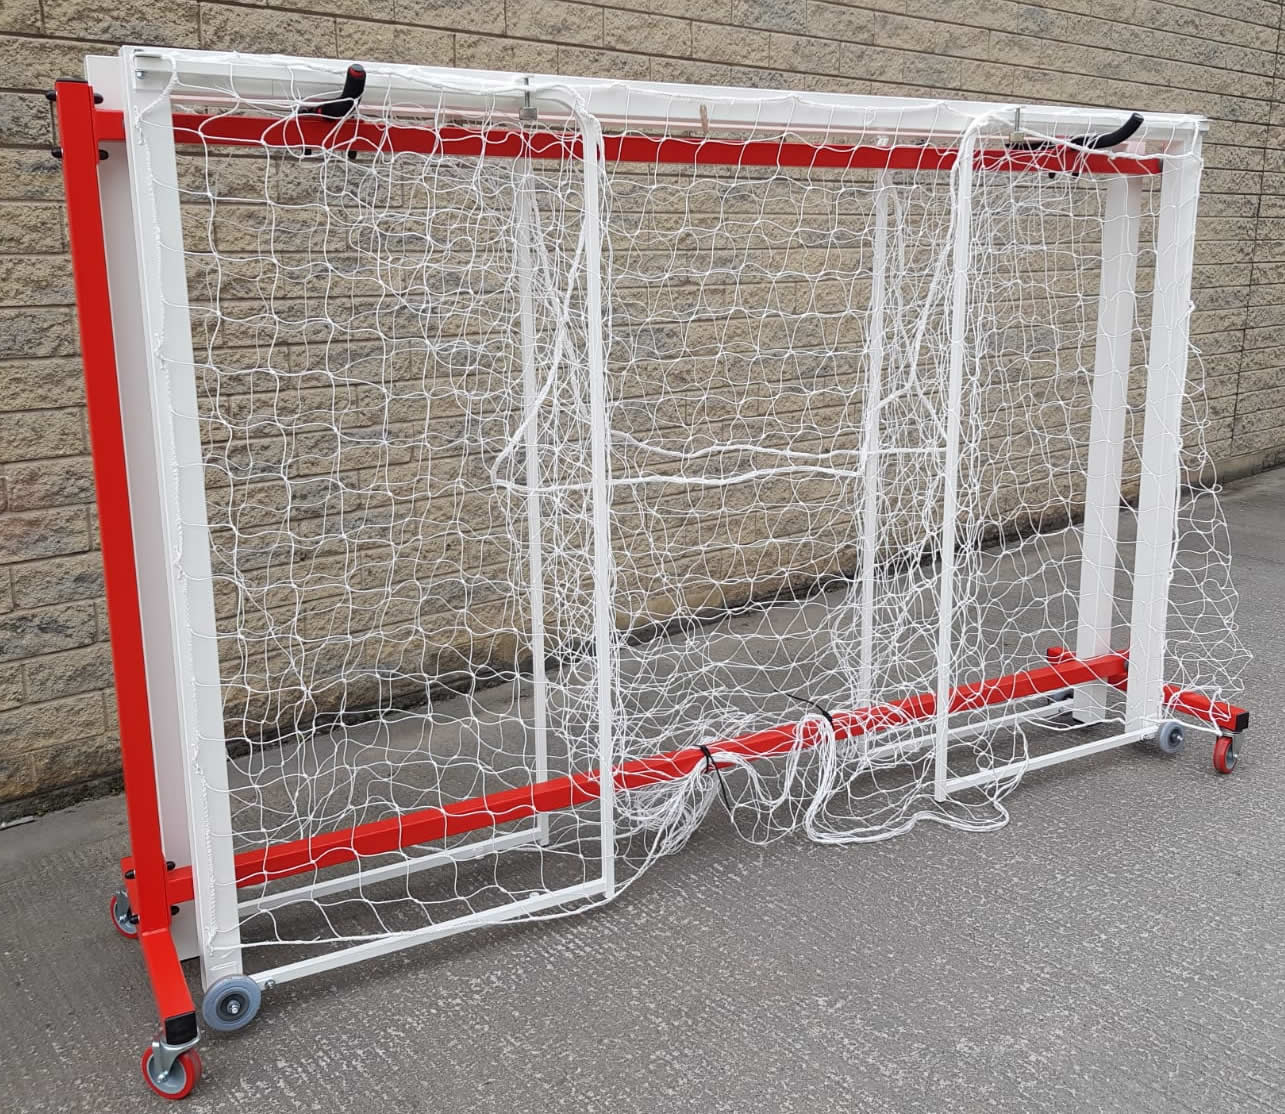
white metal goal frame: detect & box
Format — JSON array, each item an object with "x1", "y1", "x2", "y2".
[{"x1": 54, "y1": 46, "x2": 1249, "y2": 1101}]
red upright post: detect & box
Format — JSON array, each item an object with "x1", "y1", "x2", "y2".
[{"x1": 53, "y1": 78, "x2": 198, "y2": 1060}]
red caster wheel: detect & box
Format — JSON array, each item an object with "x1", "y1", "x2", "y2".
[
  {"x1": 141, "y1": 1046, "x2": 201, "y2": 1100},
  {"x1": 109, "y1": 890, "x2": 139, "y2": 938},
  {"x1": 1213, "y1": 735, "x2": 1238, "y2": 775}
]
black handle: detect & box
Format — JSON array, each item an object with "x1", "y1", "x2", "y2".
[
  {"x1": 1071, "y1": 112, "x2": 1144, "y2": 150},
  {"x1": 312, "y1": 63, "x2": 366, "y2": 119},
  {"x1": 1010, "y1": 111, "x2": 1144, "y2": 154}
]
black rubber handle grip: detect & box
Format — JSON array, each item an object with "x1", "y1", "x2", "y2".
[
  {"x1": 1072, "y1": 112, "x2": 1144, "y2": 150},
  {"x1": 313, "y1": 64, "x2": 366, "y2": 119}
]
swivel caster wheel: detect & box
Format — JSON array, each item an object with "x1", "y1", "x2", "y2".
[
  {"x1": 109, "y1": 890, "x2": 139, "y2": 938},
  {"x1": 1213, "y1": 735, "x2": 1238, "y2": 775},
  {"x1": 1155, "y1": 720, "x2": 1185, "y2": 756},
  {"x1": 141, "y1": 1045, "x2": 201, "y2": 1100},
  {"x1": 201, "y1": 973, "x2": 262, "y2": 1033}
]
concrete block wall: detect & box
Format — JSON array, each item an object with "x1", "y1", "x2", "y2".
[{"x1": 1, "y1": 0, "x2": 1282, "y2": 817}]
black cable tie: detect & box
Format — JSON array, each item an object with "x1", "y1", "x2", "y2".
[
  {"x1": 696, "y1": 744, "x2": 734, "y2": 812},
  {"x1": 784, "y1": 690, "x2": 836, "y2": 732}
]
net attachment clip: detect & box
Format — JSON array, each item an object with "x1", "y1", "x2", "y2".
[
  {"x1": 1008, "y1": 106, "x2": 1026, "y2": 146},
  {"x1": 519, "y1": 77, "x2": 538, "y2": 126}
]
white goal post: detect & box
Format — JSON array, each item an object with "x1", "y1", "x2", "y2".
[{"x1": 55, "y1": 46, "x2": 1249, "y2": 1099}]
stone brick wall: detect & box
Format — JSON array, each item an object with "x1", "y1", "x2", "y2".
[{"x1": 1, "y1": 0, "x2": 1282, "y2": 817}]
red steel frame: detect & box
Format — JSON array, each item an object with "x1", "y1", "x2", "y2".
[
  {"x1": 92, "y1": 106, "x2": 1162, "y2": 175},
  {"x1": 132, "y1": 647, "x2": 1247, "y2": 906},
  {"x1": 62, "y1": 85, "x2": 1240, "y2": 1021},
  {"x1": 55, "y1": 79, "x2": 198, "y2": 1048}
]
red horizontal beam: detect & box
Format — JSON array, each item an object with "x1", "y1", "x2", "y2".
[
  {"x1": 148, "y1": 648, "x2": 1131, "y2": 905},
  {"x1": 91, "y1": 108, "x2": 1160, "y2": 175},
  {"x1": 1162, "y1": 684, "x2": 1249, "y2": 733},
  {"x1": 1048, "y1": 645, "x2": 1248, "y2": 733}
]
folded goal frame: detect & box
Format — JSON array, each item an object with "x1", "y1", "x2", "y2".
[{"x1": 54, "y1": 46, "x2": 1249, "y2": 1101}]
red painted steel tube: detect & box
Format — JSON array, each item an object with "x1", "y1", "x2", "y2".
[
  {"x1": 1046, "y1": 646, "x2": 1249, "y2": 734},
  {"x1": 148, "y1": 649, "x2": 1132, "y2": 904},
  {"x1": 55, "y1": 79, "x2": 194, "y2": 1033},
  {"x1": 91, "y1": 107, "x2": 1161, "y2": 175},
  {"x1": 1160, "y1": 684, "x2": 1249, "y2": 733},
  {"x1": 138, "y1": 928, "x2": 200, "y2": 1039}
]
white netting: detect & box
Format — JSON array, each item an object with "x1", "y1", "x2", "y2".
[{"x1": 131, "y1": 59, "x2": 1245, "y2": 969}]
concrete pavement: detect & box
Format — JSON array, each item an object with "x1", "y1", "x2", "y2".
[{"x1": 2, "y1": 467, "x2": 1284, "y2": 1113}]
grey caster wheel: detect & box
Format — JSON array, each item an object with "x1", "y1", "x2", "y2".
[
  {"x1": 1155, "y1": 720, "x2": 1185, "y2": 756},
  {"x1": 201, "y1": 973, "x2": 263, "y2": 1033}
]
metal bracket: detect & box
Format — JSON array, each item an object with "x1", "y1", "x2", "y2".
[
  {"x1": 147, "y1": 1029, "x2": 199, "y2": 1084},
  {"x1": 1008, "y1": 106, "x2": 1025, "y2": 145},
  {"x1": 519, "y1": 77, "x2": 537, "y2": 126}
]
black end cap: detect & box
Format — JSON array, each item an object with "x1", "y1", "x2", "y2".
[{"x1": 163, "y1": 1012, "x2": 198, "y2": 1047}]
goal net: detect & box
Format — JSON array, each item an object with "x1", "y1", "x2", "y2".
[{"x1": 95, "y1": 51, "x2": 1245, "y2": 989}]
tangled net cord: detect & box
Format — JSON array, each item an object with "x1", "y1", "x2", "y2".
[{"x1": 140, "y1": 59, "x2": 1245, "y2": 950}]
